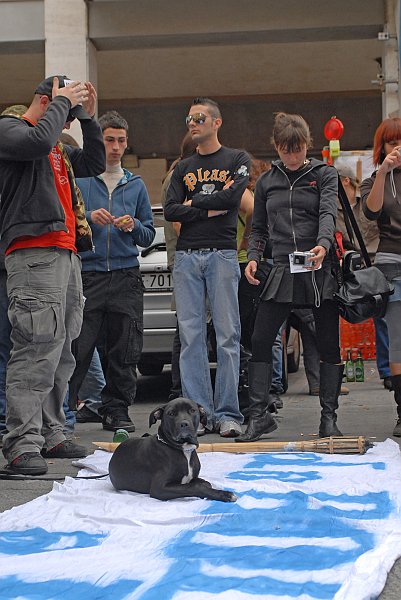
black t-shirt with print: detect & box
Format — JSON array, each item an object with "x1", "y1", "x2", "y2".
[{"x1": 164, "y1": 146, "x2": 251, "y2": 251}]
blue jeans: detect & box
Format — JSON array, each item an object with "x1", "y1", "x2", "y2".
[
  {"x1": 78, "y1": 347, "x2": 105, "y2": 413},
  {"x1": 374, "y1": 317, "x2": 390, "y2": 378},
  {"x1": 63, "y1": 348, "x2": 105, "y2": 432},
  {"x1": 174, "y1": 249, "x2": 242, "y2": 429},
  {"x1": 63, "y1": 391, "x2": 76, "y2": 435},
  {"x1": 0, "y1": 270, "x2": 12, "y2": 434}
]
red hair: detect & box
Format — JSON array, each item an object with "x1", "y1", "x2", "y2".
[
  {"x1": 248, "y1": 159, "x2": 271, "y2": 191},
  {"x1": 373, "y1": 118, "x2": 401, "y2": 166}
]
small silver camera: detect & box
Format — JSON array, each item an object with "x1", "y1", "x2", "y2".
[{"x1": 293, "y1": 251, "x2": 315, "y2": 266}]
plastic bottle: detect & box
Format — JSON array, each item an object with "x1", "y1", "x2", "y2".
[
  {"x1": 355, "y1": 350, "x2": 364, "y2": 382},
  {"x1": 113, "y1": 429, "x2": 130, "y2": 443},
  {"x1": 345, "y1": 350, "x2": 355, "y2": 382}
]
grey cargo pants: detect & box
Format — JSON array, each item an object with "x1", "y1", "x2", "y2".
[{"x1": 2, "y1": 247, "x2": 83, "y2": 462}]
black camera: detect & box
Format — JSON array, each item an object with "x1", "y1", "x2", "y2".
[{"x1": 293, "y1": 251, "x2": 315, "y2": 266}]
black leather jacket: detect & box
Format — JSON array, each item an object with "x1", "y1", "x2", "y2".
[{"x1": 248, "y1": 158, "x2": 338, "y2": 265}]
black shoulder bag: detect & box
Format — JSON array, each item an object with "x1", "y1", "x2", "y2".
[{"x1": 333, "y1": 177, "x2": 394, "y2": 323}]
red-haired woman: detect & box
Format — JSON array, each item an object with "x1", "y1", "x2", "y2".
[{"x1": 361, "y1": 118, "x2": 401, "y2": 437}]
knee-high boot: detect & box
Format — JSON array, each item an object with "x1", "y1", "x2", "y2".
[
  {"x1": 391, "y1": 374, "x2": 401, "y2": 437},
  {"x1": 318, "y1": 362, "x2": 344, "y2": 438},
  {"x1": 236, "y1": 362, "x2": 278, "y2": 443}
]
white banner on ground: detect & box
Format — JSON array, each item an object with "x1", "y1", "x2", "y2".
[{"x1": 1, "y1": 439, "x2": 401, "y2": 599}]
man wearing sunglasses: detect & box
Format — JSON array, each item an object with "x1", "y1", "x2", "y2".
[
  {"x1": 164, "y1": 97, "x2": 251, "y2": 438},
  {"x1": 0, "y1": 75, "x2": 105, "y2": 475}
]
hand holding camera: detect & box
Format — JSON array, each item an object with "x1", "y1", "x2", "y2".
[
  {"x1": 307, "y1": 245, "x2": 327, "y2": 269},
  {"x1": 290, "y1": 246, "x2": 326, "y2": 272},
  {"x1": 293, "y1": 251, "x2": 315, "y2": 266}
]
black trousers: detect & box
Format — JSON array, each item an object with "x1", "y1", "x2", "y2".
[
  {"x1": 251, "y1": 300, "x2": 341, "y2": 365},
  {"x1": 238, "y1": 262, "x2": 260, "y2": 351},
  {"x1": 70, "y1": 268, "x2": 144, "y2": 414}
]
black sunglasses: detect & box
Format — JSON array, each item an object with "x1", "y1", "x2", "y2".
[{"x1": 185, "y1": 113, "x2": 208, "y2": 126}]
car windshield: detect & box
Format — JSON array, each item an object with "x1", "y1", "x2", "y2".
[{"x1": 151, "y1": 206, "x2": 165, "y2": 228}]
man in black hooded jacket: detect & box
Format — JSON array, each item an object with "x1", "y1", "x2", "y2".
[{"x1": 0, "y1": 75, "x2": 105, "y2": 475}]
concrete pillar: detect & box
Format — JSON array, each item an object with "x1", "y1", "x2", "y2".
[
  {"x1": 382, "y1": 0, "x2": 399, "y2": 118},
  {"x1": 44, "y1": 0, "x2": 98, "y2": 145},
  {"x1": 397, "y1": 0, "x2": 401, "y2": 116}
]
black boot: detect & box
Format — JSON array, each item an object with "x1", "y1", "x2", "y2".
[
  {"x1": 236, "y1": 362, "x2": 277, "y2": 442},
  {"x1": 318, "y1": 363, "x2": 344, "y2": 438},
  {"x1": 391, "y1": 374, "x2": 401, "y2": 437}
]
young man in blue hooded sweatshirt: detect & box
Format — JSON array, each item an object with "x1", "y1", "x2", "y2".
[{"x1": 70, "y1": 111, "x2": 155, "y2": 432}]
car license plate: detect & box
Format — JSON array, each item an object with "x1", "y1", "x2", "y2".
[{"x1": 142, "y1": 272, "x2": 173, "y2": 291}]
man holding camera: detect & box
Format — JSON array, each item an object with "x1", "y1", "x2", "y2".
[{"x1": 0, "y1": 75, "x2": 105, "y2": 475}]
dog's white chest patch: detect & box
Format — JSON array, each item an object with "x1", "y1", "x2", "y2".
[{"x1": 181, "y1": 444, "x2": 196, "y2": 484}]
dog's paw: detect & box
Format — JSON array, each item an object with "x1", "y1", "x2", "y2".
[{"x1": 219, "y1": 490, "x2": 237, "y2": 503}]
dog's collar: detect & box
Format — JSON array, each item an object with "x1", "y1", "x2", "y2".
[
  {"x1": 157, "y1": 432, "x2": 198, "y2": 450},
  {"x1": 157, "y1": 433, "x2": 168, "y2": 445}
]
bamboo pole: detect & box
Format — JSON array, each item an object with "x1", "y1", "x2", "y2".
[{"x1": 93, "y1": 436, "x2": 372, "y2": 455}]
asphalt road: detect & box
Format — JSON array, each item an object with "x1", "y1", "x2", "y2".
[{"x1": 1, "y1": 361, "x2": 401, "y2": 598}]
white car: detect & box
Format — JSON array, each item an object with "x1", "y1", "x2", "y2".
[{"x1": 138, "y1": 206, "x2": 176, "y2": 376}]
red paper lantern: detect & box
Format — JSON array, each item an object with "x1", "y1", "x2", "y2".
[{"x1": 324, "y1": 116, "x2": 344, "y2": 141}]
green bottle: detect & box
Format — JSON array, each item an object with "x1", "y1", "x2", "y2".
[
  {"x1": 113, "y1": 429, "x2": 130, "y2": 443},
  {"x1": 355, "y1": 350, "x2": 364, "y2": 382},
  {"x1": 345, "y1": 350, "x2": 355, "y2": 382}
]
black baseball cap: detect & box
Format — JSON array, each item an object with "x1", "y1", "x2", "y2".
[{"x1": 35, "y1": 75, "x2": 91, "y2": 122}]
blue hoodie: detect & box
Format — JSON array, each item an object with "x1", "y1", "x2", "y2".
[{"x1": 77, "y1": 168, "x2": 155, "y2": 272}]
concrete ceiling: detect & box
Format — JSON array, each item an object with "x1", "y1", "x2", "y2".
[
  {"x1": 0, "y1": 0, "x2": 386, "y2": 103},
  {"x1": 0, "y1": 0, "x2": 388, "y2": 158}
]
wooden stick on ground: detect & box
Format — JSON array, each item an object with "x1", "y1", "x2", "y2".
[{"x1": 93, "y1": 436, "x2": 372, "y2": 455}]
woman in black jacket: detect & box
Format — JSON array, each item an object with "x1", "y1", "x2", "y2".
[{"x1": 237, "y1": 112, "x2": 342, "y2": 442}]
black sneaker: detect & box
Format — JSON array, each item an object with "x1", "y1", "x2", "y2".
[
  {"x1": 7, "y1": 452, "x2": 48, "y2": 475},
  {"x1": 102, "y1": 412, "x2": 135, "y2": 432},
  {"x1": 41, "y1": 440, "x2": 88, "y2": 459},
  {"x1": 384, "y1": 377, "x2": 393, "y2": 391},
  {"x1": 76, "y1": 405, "x2": 102, "y2": 423}
]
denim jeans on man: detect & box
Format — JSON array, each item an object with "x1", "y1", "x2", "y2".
[
  {"x1": 3, "y1": 248, "x2": 83, "y2": 462},
  {"x1": 173, "y1": 249, "x2": 242, "y2": 430},
  {"x1": 374, "y1": 317, "x2": 391, "y2": 379},
  {"x1": 0, "y1": 269, "x2": 11, "y2": 436},
  {"x1": 78, "y1": 347, "x2": 105, "y2": 413},
  {"x1": 63, "y1": 347, "x2": 105, "y2": 435}
]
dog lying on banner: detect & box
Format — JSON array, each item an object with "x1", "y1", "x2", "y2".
[{"x1": 109, "y1": 397, "x2": 236, "y2": 502}]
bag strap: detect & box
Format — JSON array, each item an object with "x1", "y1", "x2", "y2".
[{"x1": 337, "y1": 176, "x2": 372, "y2": 268}]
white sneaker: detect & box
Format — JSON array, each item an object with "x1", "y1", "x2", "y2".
[
  {"x1": 197, "y1": 423, "x2": 206, "y2": 436},
  {"x1": 219, "y1": 420, "x2": 242, "y2": 438}
]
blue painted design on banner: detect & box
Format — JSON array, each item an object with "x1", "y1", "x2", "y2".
[
  {"x1": 0, "y1": 575, "x2": 140, "y2": 600},
  {"x1": 0, "y1": 453, "x2": 393, "y2": 599},
  {"x1": 229, "y1": 452, "x2": 386, "y2": 471},
  {"x1": 0, "y1": 527, "x2": 104, "y2": 555},
  {"x1": 0, "y1": 529, "x2": 142, "y2": 599},
  {"x1": 138, "y1": 452, "x2": 393, "y2": 600},
  {"x1": 233, "y1": 469, "x2": 321, "y2": 482}
]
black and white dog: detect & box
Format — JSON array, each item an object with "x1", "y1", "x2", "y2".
[{"x1": 108, "y1": 397, "x2": 236, "y2": 502}]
